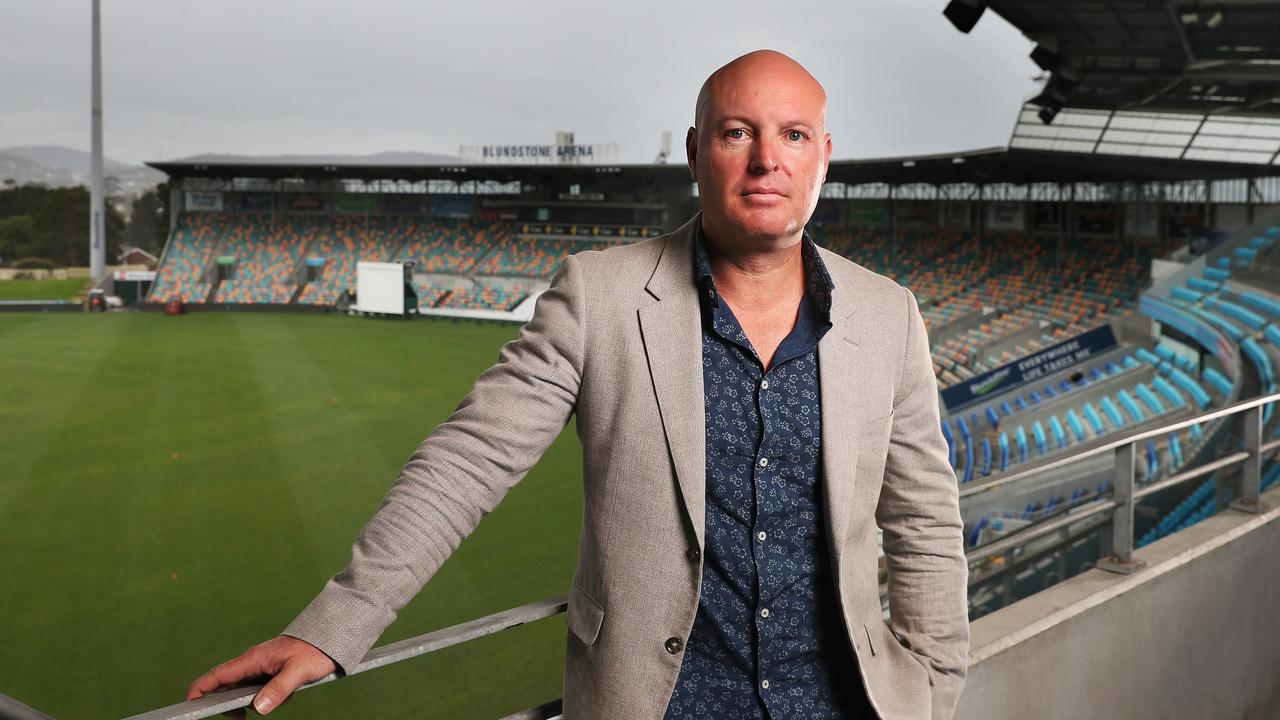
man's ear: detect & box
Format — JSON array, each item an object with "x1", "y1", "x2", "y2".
[
  {"x1": 823, "y1": 132, "x2": 832, "y2": 182},
  {"x1": 685, "y1": 126, "x2": 698, "y2": 181}
]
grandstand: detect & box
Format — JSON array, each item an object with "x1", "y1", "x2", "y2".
[
  {"x1": 138, "y1": 108, "x2": 1280, "y2": 563},
  {"x1": 145, "y1": 209, "x2": 656, "y2": 316},
  {"x1": 137, "y1": 142, "x2": 1280, "y2": 616}
]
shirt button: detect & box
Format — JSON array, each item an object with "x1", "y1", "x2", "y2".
[
  {"x1": 761, "y1": 379, "x2": 770, "y2": 390},
  {"x1": 758, "y1": 457, "x2": 768, "y2": 468},
  {"x1": 665, "y1": 637, "x2": 683, "y2": 654},
  {"x1": 760, "y1": 608, "x2": 770, "y2": 618},
  {"x1": 761, "y1": 679, "x2": 770, "y2": 690},
  {"x1": 685, "y1": 547, "x2": 701, "y2": 562},
  {"x1": 757, "y1": 531, "x2": 767, "y2": 542}
]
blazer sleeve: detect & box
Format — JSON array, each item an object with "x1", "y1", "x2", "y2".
[
  {"x1": 280, "y1": 253, "x2": 587, "y2": 675},
  {"x1": 874, "y1": 285, "x2": 970, "y2": 720}
]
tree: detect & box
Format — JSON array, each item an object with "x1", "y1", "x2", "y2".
[
  {"x1": 0, "y1": 184, "x2": 125, "y2": 267},
  {"x1": 125, "y1": 182, "x2": 169, "y2": 255},
  {"x1": 0, "y1": 215, "x2": 35, "y2": 264}
]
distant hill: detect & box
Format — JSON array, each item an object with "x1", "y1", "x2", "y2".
[
  {"x1": 0, "y1": 147, "x2": 469, "y2": 194},
  {"x1": 0, "y1": 145, "x2": 165, "y2": 194},
  {"x1": 4, "y1": 145, "x2": 140, "y2": 174},
  {"x1": 159, "y1": 150, "x2": 464, "y2": 166}
]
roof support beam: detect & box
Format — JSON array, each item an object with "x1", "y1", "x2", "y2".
[
  {"x1": 1165, "y1": 1, "x2": 1198, "y2": 64},
  {"x1": 1054, "y1": 5, "x2": 1094, "y2": 44},
  {"x1": 1105, "y1": 0, "x2": 1138, "y2": 45}
]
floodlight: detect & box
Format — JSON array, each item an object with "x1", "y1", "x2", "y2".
[
  {"x1": 944, "y1": 0, "x2": 986, "y2": 33},
  {"x1": 1031, "y1": 45, "x2": 1060, "y2": 72}
]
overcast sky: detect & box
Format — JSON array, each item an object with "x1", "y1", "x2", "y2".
[{"x1": 1, "y1": 0, "x2": 1040, "y2": 166}]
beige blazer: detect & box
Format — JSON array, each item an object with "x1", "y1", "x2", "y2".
[{"x1": 283, "y1": 211, "x2": 969, "y2": 720}]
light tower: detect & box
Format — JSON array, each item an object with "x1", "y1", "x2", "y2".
[{"x1": 89, "y1": 0, "x2": 105, "y2": 282}]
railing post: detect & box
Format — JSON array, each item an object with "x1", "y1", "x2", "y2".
[
  {"x1": 1229, "y1": 405, "x2": 1267, "y2": 514},
  {"x1": 1055, "y1": 526, "x2": 1068, "y2": 585},
  {"x1": 1097, "y1": 442, "x2": 1148, "y2": 574}
]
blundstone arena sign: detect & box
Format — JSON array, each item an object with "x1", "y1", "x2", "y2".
[{"x1": 459, "y1": 142, "x2": 619, "y2": 164}]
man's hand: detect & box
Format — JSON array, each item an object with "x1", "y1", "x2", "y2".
[{"x1": 186, "y1": 635, "x2": 337, "y2": 716}]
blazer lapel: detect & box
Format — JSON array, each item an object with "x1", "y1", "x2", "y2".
[
  {"x1": 638, "y1": 213, "x2": 707, "y2": 548},
  {"x1": 819, "y1": 274, "x2": 865, "y2": 576}
]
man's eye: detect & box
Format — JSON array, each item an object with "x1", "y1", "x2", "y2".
[
  {"x1": 727, "y1": 129, "x2": 746, "y2": 139},
  {"x1": 788, "y1": 131, "x2": 806, "y2": 141}
]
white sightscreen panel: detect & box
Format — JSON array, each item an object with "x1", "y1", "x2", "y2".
[
  {"x1": 1011, "y1": 136, "x2": 1097, "y2": 153},
  {"x1": 1095, "y1": 142, "x2": 1184, "y2": 158},
  {"x1": 1048, "y1": 108, "x2": 1112, "y2": 127},
  {"x1": 357, "y1": 261, "x2": 405, "y2": 315},
  {"x1": 1099, "y1": 128, "x2": 1190, "y2": 147},
  {"x1": 1016, "y1": 123, "x2": 1102, "y2": 141},
  {"x1": 1183, "y1": 148, "x2": 1273, "y2": 164},
  {"x1": 1191, "y1": 134, "x2": 1280, "y2": 152},
  {"x1": 1200, "y1": 119, "x2": 1280, "y2": 139},
  {"x1": 1108, "y1": 113, "x2": 1202, "y2": 134}
]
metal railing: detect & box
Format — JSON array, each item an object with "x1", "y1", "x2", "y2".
[
  {"x1": 0, "y1": 693, "x2": 55, "y2": 720},
  {"x1": 961, "y1": 392, "x2": 1279, "y2": 575},
  {"x1": 14, "y1": 394, "x2": 1272, "y2": 720},
  {"x1": 117, "y1": 596, "x2": 569, "y2": 720}
]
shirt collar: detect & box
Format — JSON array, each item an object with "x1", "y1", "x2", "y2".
[{"x1": 693, "y1": 216, "x2": 835, "y2": 322}]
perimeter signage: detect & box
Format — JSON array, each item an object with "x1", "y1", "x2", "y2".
[{"x1": 939, "y1": 324, "x2": 1119, "y2": 411}]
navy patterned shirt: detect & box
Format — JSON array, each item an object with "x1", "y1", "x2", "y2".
[{"x1": 664, "y1": 224, "x2": 873, "y2": 719}]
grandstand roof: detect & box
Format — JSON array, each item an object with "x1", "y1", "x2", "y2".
[
  {"x1": 148, "y1": 143, "x2": 1280, "y2": 188},
  {"x1": 824, "y1": 144, "x2": 1279, "y2": 184},
  {"x1": 980, "y1": 1, "x2": 1280, "y2": 118},
  {"x1": 146, "y1": 158, "x2": 692, "y2": 185}
]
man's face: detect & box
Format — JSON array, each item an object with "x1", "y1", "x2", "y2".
[{"x1": 687, "y1": 59, "x2": 832, "y2": 248}]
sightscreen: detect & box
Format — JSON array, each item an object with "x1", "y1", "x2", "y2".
[{"x1": 356, "y1": 261, "x2": 405, "y2": 315}]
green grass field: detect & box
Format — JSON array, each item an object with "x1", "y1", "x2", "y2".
[
  {"x1": 0, "y1": 311, "x2": 583, "y2": 719},
  {"x1": 0, "y1": 277, "x2": 91, "y2": 301}
]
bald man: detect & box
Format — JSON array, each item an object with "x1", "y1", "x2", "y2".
[{"x1": 189, "y1": 49, "x2": 969, "y2": 720}]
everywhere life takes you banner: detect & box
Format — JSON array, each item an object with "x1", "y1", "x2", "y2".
[{"x1": 940, "y1": 324, "x2": 1120, "y2": 412}]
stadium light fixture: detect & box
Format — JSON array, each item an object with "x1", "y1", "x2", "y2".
[
  {"x1": 89, "y1": 0, "x2": 105, "y2": 283},
  {"x1": 1037, "y1": 103, "x2": 1062, "y2": 125},
  {"x1": 1030, "y1": 73, "x2": 1075, "y2": 123},
  {"x1": 943, "y1": 0, "x2": 986, "y2": 33},
  {"x1": 1030, "y1": 45, "x2": 1060, "y2": 73},
  {"x1": 1205, "y1": 8, "x2": 1223, "y2": 29}
]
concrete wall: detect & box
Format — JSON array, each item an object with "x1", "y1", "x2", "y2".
[{"x1": 956, "y1": 483, "x2": 1280, "y2": 720}]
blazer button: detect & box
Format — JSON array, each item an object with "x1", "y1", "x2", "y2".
[
  {"x1": 685, "y1": 547, "x2": 701, "y2": 562},
  {"x1": 665, "y1": 637, "x2": 684, "y2": 654}
]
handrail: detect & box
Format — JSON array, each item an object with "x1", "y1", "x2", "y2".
[
  {"x1": 959, "y1": 392, "x2": 1280, "y2": 500},
  {"x1": 112, "y1": 391, "x2": 1278, "y2": 719},
  {"x1": 963, "y1": 391, "x2": 1279, "y2": 572},
  {"x1": 121, "y1": 595, "x2": 567, "y2": 720},
  {"x1": 0, "y1": 692, "x2": 56, "y2": 720}
]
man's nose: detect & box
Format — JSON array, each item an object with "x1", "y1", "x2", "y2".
[{"x1": 748, "y1": 133, "x2": 780, "y2": 174}]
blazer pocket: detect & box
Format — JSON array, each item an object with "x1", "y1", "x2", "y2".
[
  {"x1": 566, "y1": 582, "x2": 605, "y2": 647},
  {"x1": 876, "y1": 618, "x2": 935, "y2": 689}
]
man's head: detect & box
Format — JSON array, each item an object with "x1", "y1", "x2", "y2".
[{"x1": 687, "y1": 49, "x2": 832, "y2": 251}]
